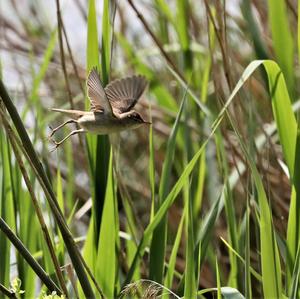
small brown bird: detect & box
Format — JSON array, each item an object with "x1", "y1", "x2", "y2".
[{"x1": 49, "y1": 67, "x2": 150, "y2": 148}]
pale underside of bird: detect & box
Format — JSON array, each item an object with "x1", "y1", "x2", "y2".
[{"x1": 49, "y1": 67, "x2": 149, "y2": 149}]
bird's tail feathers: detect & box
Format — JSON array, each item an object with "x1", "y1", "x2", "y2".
[{"x1": 51, "y1": 108, "x2": 84, "y2": 119}]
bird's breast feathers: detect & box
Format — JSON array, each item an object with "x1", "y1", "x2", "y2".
[{"x1": 77, "y1": 112, "x2": 132, "y2": 134}]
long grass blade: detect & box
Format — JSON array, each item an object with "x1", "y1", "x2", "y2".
[
  {"x1": 149, "y1": 93, "x2": 186, "y2": 283},
  {"x1": 267, "y1": 0, "x2": 294, "y2": 94},
  {"x1": 96, "y1": 149, "x2": 117, "y2": 298}
]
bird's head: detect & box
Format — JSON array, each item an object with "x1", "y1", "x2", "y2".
[{"x1": 125, "y1": 111, "x2": 151, "y2": 128}]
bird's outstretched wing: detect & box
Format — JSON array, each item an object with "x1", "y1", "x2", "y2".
[
  {"x1": 87, "y1": 68, "x2": 113, "y2": 115},
  {"x1": 104, "y1": 75, "x2": 148, "y2": 114}
]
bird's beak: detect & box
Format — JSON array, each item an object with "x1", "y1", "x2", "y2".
[{"x1": 144, "y1": 121, "x2": 152, "y2": 125}]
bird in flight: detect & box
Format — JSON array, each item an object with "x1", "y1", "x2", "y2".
[{"x1": 49, "y1": 67, "x2": 150, "y2": 149}]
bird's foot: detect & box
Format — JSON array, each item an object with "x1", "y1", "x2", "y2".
[
  {"x1": 49, "y1": 137, "x2": 61, "y2": 153},
  {"x1": 48, "y1": 125, "x2": 57, "y2": 140}
]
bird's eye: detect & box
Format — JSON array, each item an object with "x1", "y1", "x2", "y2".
[{"x1": 127, "y1": 113, "x2": 143, "y2": 122}]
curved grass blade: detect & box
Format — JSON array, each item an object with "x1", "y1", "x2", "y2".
[
  {"x1": 197, "y1": 286, "x2": 245, "y2": 299},
  {"x1": 149, "y1": 92, "x2": 187, "y2": 283},
  {"x1": 123, "y1": 123, "x2": 214, "y2": 286},
  {"x1": 267, "y1": 0, "x2": 294, "y2": 94},
  {"x1": 231, "y1": 119, "x2": 282, "y2": 299}
]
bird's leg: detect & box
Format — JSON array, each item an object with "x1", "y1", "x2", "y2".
[
  {"x1": 50, "y1": 128, "x2": 86, "y2": 151},
  {"x1": 48, "y1": 119, "x2": 78, "y2": 138}
]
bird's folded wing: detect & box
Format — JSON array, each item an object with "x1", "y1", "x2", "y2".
[
  {"x1": 104, "y1": 75, "x2": 148, "y2": 114},
  {"x1": 87, "y1": 68, "x2": 113, "y2": 115}
]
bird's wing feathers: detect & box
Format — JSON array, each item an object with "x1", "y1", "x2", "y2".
[
  {"x1": 104, "y1": 75, "x2": 148, "y2": 114},
  {"x1": 87, "y1": 68, "x2": 113, "y2": 114}
]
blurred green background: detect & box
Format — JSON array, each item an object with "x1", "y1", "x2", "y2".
[{"x1": 0, "y1": 0, "x2": 299, "y2": 298}]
